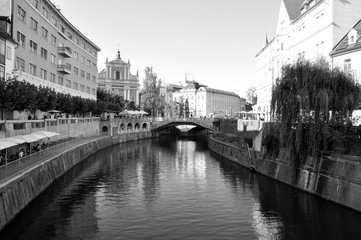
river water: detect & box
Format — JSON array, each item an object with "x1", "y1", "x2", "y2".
[{"x1": 1, "y1": 136, "x2": 361, "y2": 240}]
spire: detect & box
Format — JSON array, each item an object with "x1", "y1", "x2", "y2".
[
  {"x1": 128, "y1": 59, "x2": 130, "y2": 64},
  {"x1": 106, "y1": 57, "x2": 108, "y2": 63},
  {"x1": 265, "y1": 25, "x2": 269, "y2": 46},
  {"x1": 137, "y1": 70, "x2": 139, "y2": 76}
]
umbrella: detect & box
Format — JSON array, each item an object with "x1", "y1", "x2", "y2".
[
  {"x1": 12, "y1": 134, "x2": 42, "y2": 143},
  {"x1": 31, "y1": 131, "x2": 60, "y2": 139},
  {"x1": 47, "y1": 110, "x2": 61, "y2": 113}
]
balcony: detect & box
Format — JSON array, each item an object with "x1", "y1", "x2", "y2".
[
  {"x1": 58, "y1": 46, "x2": 72, "y2": 58},
  {"x1": 57, "y1": 64, "x2": 71, "y2": 74}
]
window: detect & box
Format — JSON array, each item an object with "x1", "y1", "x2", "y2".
[
  {"x1": 51, "y1": 17, "x2": 57, "y2": 26},
  {"x1": 41, "y1": 48, "x2": 47, "y2": 59},
  {"x1": 65, "y1": 79, "x2": 71, "y2": 88},
  {"x1": 67, "y1": 31, "x2": 73, "y2": 39},
  {"x1": 86, "y1": 59, "x2": 91, "y2": 67},
  {"x1": 92, "y1": 75, "x2": 96, "y2": 83},
  {"x1": 16, "y1": 57, "x2": 25, "y2": 71},
  {"x1": 29, "y1": 40, "x2": 37, "y2": 54},
  {"x1": 0, "y1": 66, "x2": 4, "y2": 80},
  {"x1": 50, "y1": 73, "x2": 56, "y2": 83},
  {"x1": 75, "y1": 37, "x2": 80, "y2": 45},
  {"x1": 73, "y1": 51, "x2": 79, "y2": 60},
  {"x1": 86, "y1": 73, "x2": 90, "y2": 80},
  {"x1": 40, "y1": 68, "x2": 47, "y2": 80},
  {"x1": 29, "y1": 63, "x2": 37, "y2": 76},
  {"x1": 58, "y1": 76, "x2": 64, "y2": 85},
  {"x1": 116, "y1": 71, "x2": 120, "y2": 79},
  {"x1": 60, "y1": 25, "x2": 65, "y2": 33},
  {"x1": 7, "y1": 46, "x2": 11, "y2": 60},
  {"x1": 92, "y1": 62, "x2": 96, "y2": 68},
  {"x1": 80, "y1": 70, "x2": 85, "y2": 78},
  {"x1": 17, "y1": 31, "x2": 25, "y2": 47},
  {"x1": 30, "y1": 0, "x2": 39, "y2": 9},
  {"x1": 42, "y1": 7, "x2": 48, "y2": 18},
  {"x1": 80, "y1": 56, "x2": 85, "y2": 64},
  {"x1": 31, "y1": 18, "x2": 38, "y2": 31},
  {"x1": 80, "y1": 84, "x2": 84, "y2": 92},
  {"x1": 74, "y1": 67, "x2": 79, "y2": 75},
  {"x1": 41, "y1": 27, "x2": 48, "y2": 39},
  {"x1": 51, "y1": 35, "x2": 56, "y2": 45},
  {"x1": 86, "y1": 86, "x2": 90, "y2": 93},
  {"x1": 50, "y1": 54, "x2": 56, "y2": 64},
  {"x1": 73, "y1": 82, "x2": 78, "y2": 90},
  {"x1": 81, "y1": 42, "x2": 85, "y2": 49},
  {"x1": 344, "y1": 59, "x2": 351, "y2": 73},
  {"x1": 92, "y1": 89, "x2": 96, "y2": 95},
  {"x1": 17, "y1": 6, "x2": 26, "y2": 22}
]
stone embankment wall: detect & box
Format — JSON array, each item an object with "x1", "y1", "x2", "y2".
[
  {"x1": 0, "y1": 132, "x2": 152, "y2": 231},
  {"x1": 209, "y1": 136, "x2": 361, "y2": 213}
]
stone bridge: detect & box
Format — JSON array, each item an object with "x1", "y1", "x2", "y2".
[{"x1": 150, "y1": 117, "x2": 215, "y2": 132}]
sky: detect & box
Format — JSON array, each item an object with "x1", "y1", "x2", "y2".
[{"x1": 50, "y1": 0, "x2": 281, "y2": 98}]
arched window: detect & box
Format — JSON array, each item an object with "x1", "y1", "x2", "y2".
[{"x1": 116, "y1": 71, "x2": 120, "y2": 80}]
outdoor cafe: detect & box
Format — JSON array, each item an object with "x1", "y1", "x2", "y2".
[{"x1": 0, "y1": 131, "x2": 60, "y2": 166}]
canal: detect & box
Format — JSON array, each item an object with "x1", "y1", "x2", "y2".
[{"x1": 1, "y1": 136, "x2": 361, "y2": 240}]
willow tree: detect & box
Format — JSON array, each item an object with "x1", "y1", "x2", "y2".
[{"x1": 271, "y1": 60, "x2": 360, "y2": 166}]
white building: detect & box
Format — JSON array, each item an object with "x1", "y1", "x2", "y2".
[
  {"x1": 255, "y1": 0, "x2": 361, "y2": 120},
  {"x1": 0, "y1": 16, "x2": 16, "y2": 79},
  {"x1": 98, "y1": 51, "x2": 140, "y2": 104},
  {"x1": 330, "y1": 19, "x2": 361, "y2": 85},
  {"x1": 173, "y1": 82, "x2": 245, "y2": 118}
]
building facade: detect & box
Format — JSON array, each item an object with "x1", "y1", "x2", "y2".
[
  {"x1": 0, "y1": 16, "x2": 16, "y2": 80},
  {"x1": 97, "y1": 51, "x2": 140, "y2": 104},
  {"x1": 330, "y1": 19, "x2": 361, "y2": 85},
  {"x1": 255, "y1": 0, "x2": 361, "y2": 120},
  {"x1": 4, "y1": 0, "x2": 100, "y2": 100},
  {"x1": 173, "y1": 82, "x2": 245, "y2": 118}
]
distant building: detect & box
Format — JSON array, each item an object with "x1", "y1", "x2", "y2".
[
  {"x1": 4, "y1": 0, "x2": 101, "y2": 100},
  {"x1": 173, "y1": 81, "x2": 245, "y2": 118},
  {"x1": 330, "y1": 19, "x2": 361, "y2": 85},
  {"x1": 98, "y1": 51, "x2": 140, "y2": 104},
  {"x1": 255, "y1": 0, "x2": 361, "y2": 120}
]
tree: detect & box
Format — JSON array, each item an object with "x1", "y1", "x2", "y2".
[
  {"x1": 270, "y1": 59, "x2": 360, "y2": 166},
  {"x1": 184, "y1": 99, "x2": 190, "y2": 117},
  {"x1": 141, "y1": 67, "x2": 165, "y2": 116},
  {"x1": 246, "y1": 86, "x2": 257, "y2": 106}
]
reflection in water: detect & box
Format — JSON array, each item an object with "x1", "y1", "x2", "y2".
[{"x1": 2, "y1": 136, "x2": 361, "y2": 240}]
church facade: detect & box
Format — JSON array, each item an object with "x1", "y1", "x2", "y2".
[{"x1": 98, "y1": 51, "x2": 140, "y2": 104}]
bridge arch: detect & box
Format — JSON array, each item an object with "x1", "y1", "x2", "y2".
[
  {"x1": 134, "y1": 123, "x2": 140, "y2": 130},
  {"x1": 142, "y1": 123, "x2": 148, "y2": 130},
  {"x1": 127, "y1": 123, "x2": 133, "y2": 130}
]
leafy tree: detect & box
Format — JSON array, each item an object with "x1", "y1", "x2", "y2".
[
  {"x1": 141, "y1": 67, "x2": 165, "y2": 116},
  {"x1": 246, "y1": 86, "x2": 257, "y2": 106},
  {"x1": 184, "y1": 99, "x2": 190, "y2": 117},
  {"x1": 270, "y1": 59, "x2": 360, "y2": 166}
]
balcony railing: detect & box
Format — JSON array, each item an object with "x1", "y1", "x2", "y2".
[
  {"x1": 57, "y1": 46, "x2": 72, "y2": 58},
  {"x1": 57, "y1": 64, "x2": 71, "y2": 74}
]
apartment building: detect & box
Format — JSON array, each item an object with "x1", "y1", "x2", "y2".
[
  {"x1": 255, "y1": 0, "x2": 361, "y2": 120},
  {"x1": 8, "y1": 0, "x2": 100, "y2": 100},
  {"x1": 173, "y1": 81, "x2": 244, "y2": 118}
]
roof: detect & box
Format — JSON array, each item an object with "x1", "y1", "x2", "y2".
[
  {"x1": 330, "y1": 19, "x2": 361, "y2": 57},
  {"x1": 284, "y1": 0, "x2": 305, "y2": 20}
]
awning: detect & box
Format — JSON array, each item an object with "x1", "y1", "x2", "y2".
[
  {"x1": 0, "y1": 139, "x2": 18, "y2": 150},
  {"x1": 11, "y1": 134, "x2": 42, "y2": 143},
  {"x1": 31, "y1": 131, "x2": 60, "y2": 139}
]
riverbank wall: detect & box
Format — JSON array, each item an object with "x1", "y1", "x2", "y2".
[
  {"x1": 0, "y1": 131, "x2": 152, "y2": 231},
  {"x1": 209, "y1": 136, "x2": 361, "y2": 213}
]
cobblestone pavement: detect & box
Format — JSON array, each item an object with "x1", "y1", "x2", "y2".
[{"x1": 0, "y1": 136, "x2": 108, "y2": 185}]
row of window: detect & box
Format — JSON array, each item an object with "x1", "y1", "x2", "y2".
[
  {"x1": 16, "y1": 57, "x2": 96, "y2": 94},
  {"x1": 17, "y1": 27, "x2": 97, "y2": 70},
  {"x1": 21, "y1": 2, "x2": 97, "y2": 58}
]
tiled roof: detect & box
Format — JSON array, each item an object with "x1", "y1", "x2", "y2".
[
  {"x1": 330, "y1": 19, "x2": 361, "y2": 56},
  {"x1": 284, "y1": 0, "x2": 305, "y2": 20}
]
